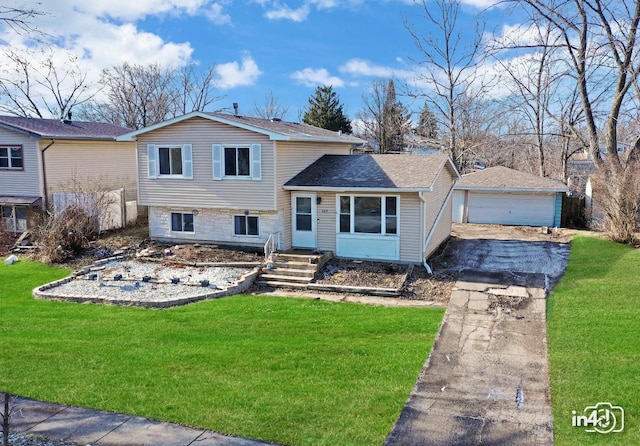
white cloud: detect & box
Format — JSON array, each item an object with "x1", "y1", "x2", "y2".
[
  {"x1": 339, "y1": 58, "x2": 415, "y2": 81},
  {"x1": 265, "y1": 5, "x2": 311, "y2": 22},
  {"x1": 460, "y1": 0, "x2": 499, "y2": 8},
  {"x1": 216, "y1": 54, "x2": 262, "y2": 89},
  {"x1": 69, "y1": 0, "x2": 211, "y2": 22},
  {"x1": 291, "y1": 68, "x2": 344, "y2": 87},
  {"x1": 205, "y1": 3, "x2": 232, "y2": 25},
  {"x1": 260, "y1": 0, "x2": 407, "y2": 22}
]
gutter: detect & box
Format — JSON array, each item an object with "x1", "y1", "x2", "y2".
[
  {"x1": 419, "y1": 185, "x2": 455, "y2": 274},
  {"x1": 40, "y1": 139, "x2": 55, "y2": 211}
]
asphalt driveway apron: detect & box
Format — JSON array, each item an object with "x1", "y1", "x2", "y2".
[{"x1": 386, "y1": 235, "x2": 570, "y2": 446}]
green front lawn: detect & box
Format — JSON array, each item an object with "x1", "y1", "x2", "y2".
[
  {"x1": 548, "y1": 236, "x2": 640, "y2": 445},
  {"x1": 0, "y1": 260, "x2": 444, "y2": 446}
]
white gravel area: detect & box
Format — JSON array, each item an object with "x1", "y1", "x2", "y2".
[
  {"x1": 36, "y1": 260, "x2": 255, "y2": 306},
  {"x1": 1, "y1": 433, "x2": 83, "y2": 446}
]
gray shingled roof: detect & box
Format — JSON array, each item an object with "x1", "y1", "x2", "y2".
[
  {"x1": 117, "y1": 111, "x2": 365, "y2": 144},
  {"x1": 284, "y1": 153, "x2": 456, "y2": 190},
  {"x1": 0, "y1": 115, "x2": 131, "y2": 140},
  {"x1": 205, "y1": 112, "x2": 363, "y2": 142},
  {"x1": 455, "y1": 166, "x2": 569, "y2": 192}
]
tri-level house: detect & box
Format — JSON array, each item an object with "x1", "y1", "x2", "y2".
[
  {"x1": 118, "y1": 111, "x2": 459, "y2": 264},
  {"x1": 0, "y1": 115, "x2": 136, "y2": 233}
]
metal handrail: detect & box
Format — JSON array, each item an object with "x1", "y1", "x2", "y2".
[{"x1": 264, "y1": 232, "x2": 280, "y2": 263}]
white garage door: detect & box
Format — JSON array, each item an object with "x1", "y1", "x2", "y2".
[{"x1": 467, "y1": 192, "x2": 556, "y2": 226}]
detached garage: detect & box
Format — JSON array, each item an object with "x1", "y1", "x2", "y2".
[{"x1": 453, "y1": 166, "x2": 569, "y2": 227}]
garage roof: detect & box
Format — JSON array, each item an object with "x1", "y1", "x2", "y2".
[
  {"x1": 455, "y1": 166, "x2": 569, "y2": 192},
  {"x1": 284, "y1": 153, "x2": 458, "y2": 191}
]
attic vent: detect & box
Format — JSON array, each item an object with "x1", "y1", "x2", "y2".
[{"x1": 270, "y1": 117, "x2": 282, "y2": 122}]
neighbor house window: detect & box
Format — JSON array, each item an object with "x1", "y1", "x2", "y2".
[
  {"x1": 338, "y1": 195, "x2": 398, "y2": 235},
  {"x1": 1, "y1": 205, "x2": 27, "y2": 232},
  {"x1": 224, "y1": 147, "x2": 250, "y2": 177},
  {"x1": 159, "y1": 146, "x2": 183, "y2": 175},
  {"x1": 0, "y1": 146, "x2": 23, "y2": 169},
  {"x1": 171, "y1": 212, "x2": 194, "y2": 232},
  {"x1": 234, "y1": 215, "x2": 259, "y2": 236}
]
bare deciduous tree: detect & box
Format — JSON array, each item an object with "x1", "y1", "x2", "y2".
[
  {"x1": 174, "y1": 63, "x2": 224, "y2": 115},
  {"x1": 253, "y1": 90, "x2": 290, "y2": 120},
  {"x1": 405, "y1": 0, "x2": 489, "y2": 169},
  {"x1": 0, "y1": 3, "x2": 47, "y2": 42},
  {"x1": 356, "y1": 79, "x2": 411, "y2": 153},
  {"x1": 80, "y1": 62, "x2": 223, "y2": 129},
  {"x1": 514, "y1": 0, "x2": 640, "y2": 242},
  {"x1": 494, "y1": 22, "x2": 565, "y2": 177},
  {"x1": 0, "y1": 49, "x2": 94, "y2": 119}
]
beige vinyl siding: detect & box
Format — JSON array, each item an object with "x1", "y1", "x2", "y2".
[
  {"x1": 426, "y1": 197, "x2": 452, "y2": 257},
  {"x1": 315, "y1": 191, "x2": 337, "y2": 252},
  {"x1": 276, "y1": 141, "x2": 351, "y2": 249},
  {"x1": 0, "y1": 128, "x2": 40, "y2": 197},
  {"x1": 138, "y1": 117, "x2": 275, "y2": 210},
  {"x1": 44, "y1": 140, "x2": 137, "y2": 193},
  {"x1": 424, "y1": 167, "x2": 456, "y2": 257},
  {"x1": 398, "y1": 193, "x2": 423, "y2": 262}
]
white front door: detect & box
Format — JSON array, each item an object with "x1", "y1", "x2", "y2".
[{"x1": 291, "y1": 193, "x2": 317, "y2": 248}]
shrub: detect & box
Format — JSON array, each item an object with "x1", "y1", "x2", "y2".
[{"x1": 35, "y1": 206, "x2": 99, "y2": 263}]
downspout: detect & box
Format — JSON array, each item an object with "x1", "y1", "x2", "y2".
[
  {"x1": 40, "y1": 139, "x2": 56, "y2": 212},
  {"x1": 420, "y1": 185, "x2": 455, "y2": 274}
]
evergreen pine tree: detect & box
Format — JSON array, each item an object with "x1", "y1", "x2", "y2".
[
  {"x1": 302, "y1": 85, "x2": 352, "y2": 133},
  {"x1": 416, "y1": 103, "x2": 439, "y2": 139},
  {"x1": 382, "y1": 79, "x2": 411, "y2": 152}
]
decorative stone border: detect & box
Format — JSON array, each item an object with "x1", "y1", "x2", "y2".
[{"x1": 33, "y1": 256, "x2": 262, "y2": 309}]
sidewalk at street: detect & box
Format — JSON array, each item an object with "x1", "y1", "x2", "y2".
[{"x1": 5, "y1": 395, "x2": 275, "y2": 446}]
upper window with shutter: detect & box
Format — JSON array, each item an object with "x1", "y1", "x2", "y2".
[
  {"x1": 147, "y1": 144, "x2": 192, "y2": 179},
  {"x1": 213, "y1": 143, "x2": 261, "y2": 181}
]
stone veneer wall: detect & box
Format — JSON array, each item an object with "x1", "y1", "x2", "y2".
[{"x1": 149, "y1": 206, "x2": 284, "y2": 248}]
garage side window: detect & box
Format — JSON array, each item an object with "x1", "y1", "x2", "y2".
[{"x1": 338, "y1": 195, "x2": 398, "y2": 235}]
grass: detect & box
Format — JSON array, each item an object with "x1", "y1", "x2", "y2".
[
  {"x1": 547, "y1": 236, "x2": 640, "y2": 445},
  {"x1": 0, "y1": 260, "x2": 445, "y2": 446}
]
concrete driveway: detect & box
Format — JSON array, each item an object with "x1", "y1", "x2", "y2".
[{"x1": 386, "y1": 225, "x2": 570, "y2": 446}]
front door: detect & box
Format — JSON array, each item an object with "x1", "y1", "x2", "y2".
[{"x1": 291, "y1": 193, "x2": 317, "y2": 248}]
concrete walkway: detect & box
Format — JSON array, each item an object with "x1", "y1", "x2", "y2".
[
  {"x1": 6, "y1": 395, "x2": 275, "y2": 445},
  {"x1": 385, "y1": 270, "x2": 556, "y2": 446}
]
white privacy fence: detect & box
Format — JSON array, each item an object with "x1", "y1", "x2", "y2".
[{"x1": 52, "y1": 187, "x2": 138, "y2": 231}]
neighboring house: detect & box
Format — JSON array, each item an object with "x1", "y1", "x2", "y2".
[
  {"x1": 0, "y1": 115, "x2": 136, "y2": 233},
  {"x1": 118, "y1": 111, "x2": 459, "y2": 263},
  {"x1": 453, "y1": 166, "x2": 569, "y2": 227}
]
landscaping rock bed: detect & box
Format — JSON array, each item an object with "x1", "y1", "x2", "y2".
[{"x1": 34, "y1": 257, "x2": 259, "y2": 308}]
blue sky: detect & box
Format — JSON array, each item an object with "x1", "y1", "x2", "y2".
[{"x1": 1, "y1": 0, "x2": 517, "y2": 122}]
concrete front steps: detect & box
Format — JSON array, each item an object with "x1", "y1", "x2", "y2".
[{"x1": 257, "y1": 251, "x2": 331, "y2": 289}]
